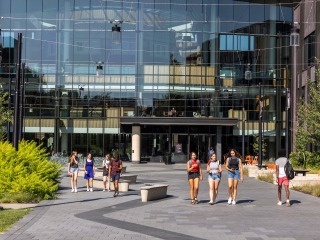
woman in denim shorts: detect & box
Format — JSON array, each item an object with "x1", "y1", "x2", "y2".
[
  {"x1": 225, "y1": 149, "x2": 244, "y2": 205},
  {"x1": 68, "y1": 151, "x2": 79, "y2": 193},
  {"x1": 207, "y1": 153, "x2": 222, "y2": 205},
  {"x1": 186, "y1": 152, "x2": 203, "y2": 205}
]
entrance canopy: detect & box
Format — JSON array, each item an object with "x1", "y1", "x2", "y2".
[{"x1": 120, "y1": 117, "x2": 238, "y2": 126}]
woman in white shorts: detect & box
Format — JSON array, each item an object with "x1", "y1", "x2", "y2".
[
  {"x1": 207, "y1": 153, "x2": 222, "y2": 205},
  {"x1": 68, "y1": 151, "x2": 79, "y2": 193},
  {"x1": 102, "y1": 153, "x2": 112, "y2": 191}
]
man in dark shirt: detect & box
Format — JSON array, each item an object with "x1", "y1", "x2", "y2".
[{"x1": 108, "y1": 153, "x2": 122, "y2": 197}]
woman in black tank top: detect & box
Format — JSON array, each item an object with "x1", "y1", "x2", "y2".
[{"x1": 225, "y1": 149, "x2": 244, "y2": 205}]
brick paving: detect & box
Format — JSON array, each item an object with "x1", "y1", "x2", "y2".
[{"x1": 1, "y1": 162, "x2": 320, "y2": 240}]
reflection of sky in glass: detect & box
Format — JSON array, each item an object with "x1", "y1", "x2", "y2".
[
  {"x1": 220, "y1": 35, "x2": 254, "y2": 51},
  {"x1": 1, "y1": 32, "x2": 15, "y2": 48}
]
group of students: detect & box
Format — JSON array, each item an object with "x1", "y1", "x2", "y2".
[
  {"x1": 187, "y1": 149, "x2": 244, "y2": 205},
  {"x1": 187, "y1": 148, "x2": 291, "y2": 206},
  {"x1": 67, "y1": 151, "x2": 123, "y2": 197}
]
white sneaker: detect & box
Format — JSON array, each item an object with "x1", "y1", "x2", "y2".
[
  {"x1": 108, "y1": 189, "x2": 110, "y2": 192},
  {"x1": 209, "y1": 201, "x2": 214, "y2": 205},
  {"x1": 71, "y1": 189, "x2": 74, "y2": 193},
  {"x1": 86, "y1": 188, "x2": 89, "y2": 192},
  {"x1": 277, "y1": 201, "x2": 282, "y2": 205},
  {"x1": 232, "y1": 200, "x2": 236, "y2": 205},
  {"x1": 228, "y1": 197, "x2": 232, "y2": 205},
  {"x1": 103, "y1": 188, "x2": 106, "y2": 192},
  {"x1": 90, "y1": 188, "x2": 93, "y2": 192},
  {"x1": 74, "y1": 188, "x2": 77, "y2": 193}
]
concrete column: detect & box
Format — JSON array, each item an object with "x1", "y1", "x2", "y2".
[
  {"x1": 132, "y1": 125, "x2": 141, "y2": 163},
  {"x1": 215, "y1": 126, "x2": 222, "y2": 163}
]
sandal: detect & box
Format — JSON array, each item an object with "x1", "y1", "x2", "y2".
[
  {"x1": 194, "y1": 198, "x2": 199, "y2": 204},
  {"x1": 191, "y1": 199, "x2": 195, "y2": 205}
]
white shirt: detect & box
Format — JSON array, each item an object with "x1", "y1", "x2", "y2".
[{"x1": 275, "y1": 157, "x2": 287, "y2": 178}]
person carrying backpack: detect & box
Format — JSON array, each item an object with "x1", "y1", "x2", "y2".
[
  {"x1": 109, "y1": 153, "x2": 123, "y2": 197},
  {"x1": 225, "y1": 149, "x2": 244, "y2": 205},
  {"x1": 275, "y1": 150, "x2": 291, "y2": 207},
  {"x1": 186, "y1": 152, "x2": 203, "y2": 205}
]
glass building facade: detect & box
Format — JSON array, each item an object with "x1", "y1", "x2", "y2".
[{"x1": 0, "y1": 0, "x2": 293, "y2": 162}]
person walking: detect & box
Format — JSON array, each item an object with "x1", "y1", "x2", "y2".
[
  {"x1": 186, "y1": 152, "x2": 203, "y2": 205},
  {"x1": 275, "y1": 150, "x2": 291, "y2": 207},
  {"x1": 84, "y1": 153, "x2": 95, "y2": 192},
  {"x1": 109, "y1": 153, "x2": 122, "y2": 197},
  {"x1": 225, "y1": 149, "x2": 244, "y2": 205},
  {"x1": 207, "y1": 147, "x2": 215, "y2": 161},
  {"x1": 207, "y1": 153, "x2": 222, "y2": 205},
  {"x1": 102, "y1": 153, "x2": 112, "y2": 191},
  {"x1": 68, "y1": 151, "x2": 79, "y2": 193}
]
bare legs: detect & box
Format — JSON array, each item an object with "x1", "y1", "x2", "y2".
[
  {"x1": 278, "y1": 185, "x2": 290, "y2": 202},
  {"x1": 208, "y1": 179, "x2": 220, "y2": 202},
  {"x1": 70, "y1": 172, "x2": 78, "y2": 192},
  {"x1": 188, "y1": 178, "x2": 199, "y2": 203},
  {"x1": 86, "y1": 178, "x2": 93, "y2": 191},
  {"x1": 103, "y1": 176, "x2": 110, "y2": 190},
  {"x1": 113, "y1": 179, "x2": 119, "y2": 197},
  {"x1": 228, "y1": 178, "x2": 239, "y2": 201}
]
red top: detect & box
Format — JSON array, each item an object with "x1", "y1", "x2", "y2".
[
  {"x1": 190, "y1": 160, "x2": 200, "y2": 173},
  {"x1": 110, "y1": 159, "x2": 122, "y2": 175}
]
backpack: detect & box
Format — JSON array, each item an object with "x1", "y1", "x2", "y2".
[
  {"x1": 284, "y1": 159, "x2": 295, "y2": 180},
  {"x1": 189, "y1": 160, "x2": 200, "y2": 167}
]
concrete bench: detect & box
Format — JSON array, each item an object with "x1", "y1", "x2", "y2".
[
  {"x1": 294, "y1": 170, "x2": 310, "y2": 176},
  {"x1": 93, "y1": 177, "x2": 130, "y2": 192},
  {"x1": 109, "y1": 180, "x2": 130, "y2": 192},
  {"x1": 140, "y1": 184, "x2": 168, "y2": 202},
  {"x1": 120, "y1": 174, "x2": 138, "y2": 184}
]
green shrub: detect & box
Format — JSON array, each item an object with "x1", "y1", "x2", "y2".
[
  {"x1": 0, "y1": 140, "x2": 62, "y2": 201},
  {"x1": 290, "y1": 151, "x2": 320, "y2": 169}
]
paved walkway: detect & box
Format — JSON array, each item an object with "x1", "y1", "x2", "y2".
[{"x1": 1, "y1": 162, "x2": 320, "y2": 240}]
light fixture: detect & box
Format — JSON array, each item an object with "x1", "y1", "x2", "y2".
[
  {"x1": 78, "y1": 85, "x2": 85, "y2": 97},
  {"x1": 245, "y1": 63, "x2": 252, "y2": 80},
  {"x1": 110, "y1": 20, "x2": 123, "y2": 44},
  {"x1": 96, "y1": 61, "x2": 104, "y2": 77},
  {"x1": 290, "y1": 23, "x2": 300, "y2": 47}
]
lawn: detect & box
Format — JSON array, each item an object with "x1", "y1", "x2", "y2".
[{"x1": 0, "y1": 208, "x2": 31, "y2": 233}]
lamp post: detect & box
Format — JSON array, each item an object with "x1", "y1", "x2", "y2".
[
  {"x1": 244, "y1": 63, "x2": 252, "y2": 159},
  {"x1": 258, "y1": 82, "x2": 262, "y2": 167},
  {"x1": 285, "y1": 65, "x2": 290, "y2": 158},
  {"x1": 290, "y1": 23, "x2": 299, "y2": 153},
  {"x1": 13, "y1": 33, "x2": 22, "y2": 150}
]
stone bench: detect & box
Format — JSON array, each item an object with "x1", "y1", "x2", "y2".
[
  {"x1": 140, "y1": 184, "x2": 168, "y2": 202},
  {"x1": 93, "y1": 177, "x2": 130, "y2": 192},
  {"x1": 109, "y1": 180, "x2": 130, "y2": 192},
  {"x1": 120, "y1": 174, "x2": 138, "y2": 184}
]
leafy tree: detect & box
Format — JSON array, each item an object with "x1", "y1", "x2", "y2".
[
  {"x1": 252, "y1": 136, "x2": 267, "y2": 159},
  {"x1": 0, "y1": 91, "x2": 13, "y2": 140},
  {"x1": 294, "y1": 62, "x2": 320, "y2": 168}
]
